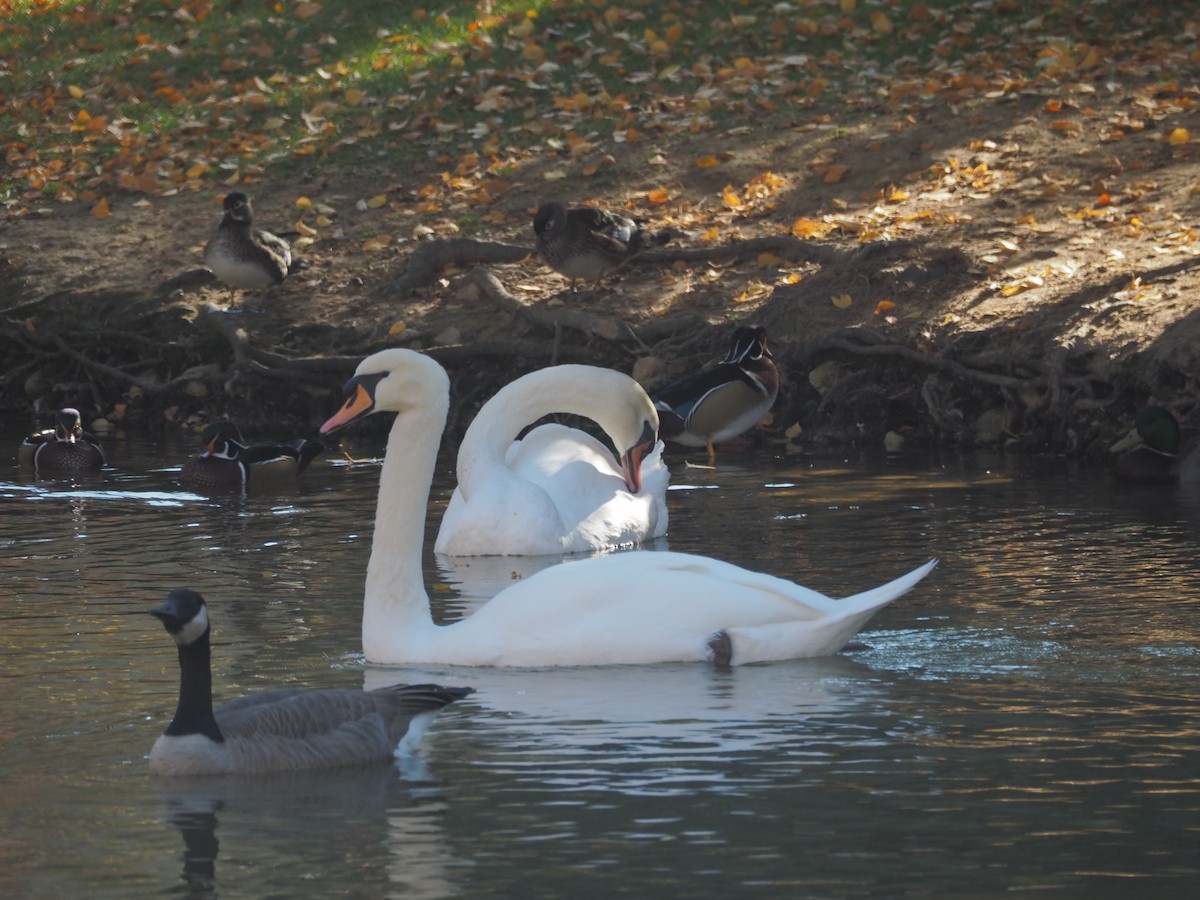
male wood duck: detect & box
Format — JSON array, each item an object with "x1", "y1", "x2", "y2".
[
  {"x1": 179, "y1": 421, "x2": 324, "y2": 492},
  {"x1": 203, "y1": 191, "x2": 292, "y2": 293},
  {"x1": 1110, "y1": 405, "x2": 1200, "y2": 485},
  {"x1": 533, "y1": 201, "x2": 671, "y2": 287},
  {"x1": 652, "y1": 325, "x2": 780, "y2": 465},
  {"x1": 18, "y1": 407, "x2": 106, "y2": 473}
]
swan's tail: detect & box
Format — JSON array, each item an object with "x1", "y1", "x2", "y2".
[
  {"x1": 838, "y1": 558, "x2": 939, "y2": 616},
  {"x1": 726, "y1": 559, "x2": 939, "y2": 663}
]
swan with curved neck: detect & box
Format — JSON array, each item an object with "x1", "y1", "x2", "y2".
[
  {"x1": 434, "y1": 364, "x2": 668, "y2": 556},
  {"x1": 320, "y1": 349, "x2": 938, "y2": 668}
]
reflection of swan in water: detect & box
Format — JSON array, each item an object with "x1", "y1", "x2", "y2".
[
  {"x1": 363, "y1": 654, "x2": 890, "y2": 763},
  {"x1": 150, "y1": 763, "x2": 459, "y2": 898}
]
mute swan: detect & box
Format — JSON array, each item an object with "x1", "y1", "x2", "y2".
[
  {"x1": 320, "y1": 349, "x2": 938, "y2": 667},
  {"x1": 433, "y1": 364, "x2": 669, "y2": 556},
  {"x1": 149, "y1": 588, "x2": 472, "y2": 775},
  {"x1": 652, "y1": 324, "x2": 780, "y2": 464},
  {"x1": 18, "y1": 407, "x2": 106, "y2": 473}
]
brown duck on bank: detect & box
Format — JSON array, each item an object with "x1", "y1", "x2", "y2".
[
  {"x1": 179, "y1": 421, "x2": 324, "y2": 492},
  {"x1": 1110, "y1": 405, "x2": 1200, "y2": 485},
  {"x1": 204, "y1": 191, "x2": 292, "y2": 297},
  {"x1": 652, "y1": 325, "x2": 780, "y2": 465},
  {"x1": 18, "y1": 407, "x2": 106, "y2": 474},
  {"x1": 533, "y1": 201, "x2": 671, "y2": 288},
  {"x1": 149, "y1": 587, "x2": 473, "y2": 776}
]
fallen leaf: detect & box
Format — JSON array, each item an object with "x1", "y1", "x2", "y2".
[
  {"x1": 91, "y1": 198, "x2": 110, "y2": 220},
  {"x1": 695, "y1": 155, "x2": 720, "y2": 168},
  {"x1": 831, "y1": 293, "x2": 853, "y2": 309},
  {"x1": 873, "y1": 300, "x2": 896, "y2": 315},
  {"x1": 1168, "y1": 127, "x2": 1190, "y2": 145},
  {"x1": 388, "y1": 321, "x2": 406, "y2": 336},
  {"x1": 646, "y1": 188, "x2": 670, "y2": 204},
  {"x1": 823, "y1": 164, "x2": 849, "y2": 184},
  {"x1": 366, "y1": 194, "x2": 388, "y2": 208},
  {"x1": 295, "y1": 2, "x2": 322, "y2": 20}
]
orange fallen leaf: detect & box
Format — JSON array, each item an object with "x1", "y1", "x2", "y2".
[
  {"x1": 873, "y1": 300, "x2": 896, "y2": 315},
  {"x1": 91, "y1": 198, "x2": 110, "y2": 220},
  {"x1": 362, "y1": 235, "x2": 392, "y2": 251},
  {"x1": 295, "y1": 2, "x2": 322, "y2": 19},
  {"x1": 695, "y1": 156, "x2": 720, "y2": 168},
  {"x1": 646, "y1": 188, "x2": 670, "y2": 204},
  {"x1": 823, "y1": 164, "x2": 849, "y2": 184},
  {"x1": 388, "y1": 321, "x2": 406, "y2": 336},
  {"x1": 1168, "y1": 127, "x2": 1190, "y2": 145},
  {"x1": 757, "y1": 252, "x2": 784, "y2": 267},
  {"x1": 791, "y1": 218, "x2": 824, "y2": 238}
]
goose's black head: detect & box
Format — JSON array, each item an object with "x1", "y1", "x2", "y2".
[{"x1": 151, "y1": 589, "x2": 211, "y2": 648}]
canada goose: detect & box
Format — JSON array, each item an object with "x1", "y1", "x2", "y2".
[
  {"x1": 318, "y1": 347, "x2": 937, "y2": 668},
  {"x1": 652, "y1": 325, "x2": 780, "y2": 465},
  {"x1": 533, "y1": 201, "x2": 671, "y2": 288},
  {"x1": 434, "y1": 364, "x2": 669, "y2": 556},
  {"x1": 17, "y1": 407, "x2": 106, "y2": 473},
  {"x1": 178, "y1": 420, "x2": 324, "y2": 492},
  {"x1": 149, "y1": 587, "x2": 473, "y2": 776},
  {"x1": 204, "y1": 191, "x2": 292, "y2": 293}
]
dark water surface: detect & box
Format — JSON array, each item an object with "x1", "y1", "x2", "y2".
[{"x1": 2, "y1": 423, "x2": 1198, "y2": 898}]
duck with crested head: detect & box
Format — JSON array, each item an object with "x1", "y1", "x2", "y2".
[
  {"x1": 533, "y1": 201, "x2": 671, "y2": 289},
  {"x1": 1110, "y1": 405, "x2": 1200, "y2": 485},
  {"x1": 651, "y1": 324, "x2": 780, "y2": 465},
  {"x1": 148, "y1": 587, "x2": 473, "y2": 776},
  {"x1": 18, "y1": 407, "x2": 106, "y2": 474},
  {"x1": 179, "y1": 420, "x2": 324, "y2": 492},
  {"x1": 204, "y1": 191, "x2": 292, "y2": 297}
]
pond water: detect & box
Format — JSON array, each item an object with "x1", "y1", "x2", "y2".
[{"x1": 2, "y1": 421, "x2": 1199, "y2": 898}]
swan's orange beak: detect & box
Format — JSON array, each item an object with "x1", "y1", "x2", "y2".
[
  {"x1": 619, "y1": 421, "x2": 658, "y2": 494},
  {"x1": 321, "y1": 382, "x2": 375, "y2": 434}
]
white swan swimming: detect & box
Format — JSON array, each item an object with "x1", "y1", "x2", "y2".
[
  {"x1": 320, "y1": 348, "x2": 938, "y2": 668},
  {"x1": 433, "y1": 364, "x2": 669, "y2": 557}
]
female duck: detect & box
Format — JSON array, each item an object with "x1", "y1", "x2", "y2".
[
  {"x1": 1110, "y1": 405, "x2": 1200, "y2": 484},
  {"x1": 533, "y1": 201, "x2": 671, "y2": 288},
  {"x1": 18, "y1": 407, "x2": 106, "y2": 473},
  {"x1": 179, "y1": 421, "x2": 323, "y2": 492},
  {"x1": 320, "y1": 348, "x2": 937, "y2": 668},
  {"x1": 149, "y1": 587, "x2": 472, "y2": 776},
  {"x1": 652, "y1": 325, "x2": 780, "y2": 464},
  {"x1": 434, "y1": 365, "x2": 669, "y2": 557},
  {"x1": 204, "y1": 191, "x2": 292, "y2": 292}
]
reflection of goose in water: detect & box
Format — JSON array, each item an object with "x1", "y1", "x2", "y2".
[{"x1": 151, "y1": 764, "x2": 459, "y2": 899}]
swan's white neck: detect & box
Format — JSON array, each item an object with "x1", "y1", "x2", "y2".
[
  {"x1": 362, "y1": 388, "x2": 447, "y2": 656},
  {"x1": 456, "y1": 365, "x2": 633, "y2": 497}
]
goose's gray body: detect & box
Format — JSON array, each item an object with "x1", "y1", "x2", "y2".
[{"x1": 149, "y1": 589, "x2": 472, "y2": 776}]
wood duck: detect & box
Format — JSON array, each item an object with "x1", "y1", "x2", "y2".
[
  {"x1": 533, "y1": 201, "x2": 671, "y2": 287},
  {"x1": 652, "y1": 325, "x2": 780, "y2": 465},
  {"x1": 203, "y1": 191, "x2": 292, "y2": 293},
  {"x1": 148, "y1": 587, "x2": 473, "y2": 775},
  {"x1": 1110, "y1": 405, "x2": 1200, "y2": 485},
  {"x1": 179, "y1": 421, "x2": 324, "y2": 492},
  {"x1": 18, "y1": 407, "x2": 106, "y2": 473}
]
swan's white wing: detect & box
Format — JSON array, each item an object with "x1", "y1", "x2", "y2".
[
  {"x1": 443, "y1": 554, "x2": 936, "y2": 667},
  {"x1": 436, "y1": 424, "x2": 667, "y2": 556}
]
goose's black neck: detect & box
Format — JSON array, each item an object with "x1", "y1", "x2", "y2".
[{"x1": 165, "y1": 629, "x2": 225, "y2": 743}]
